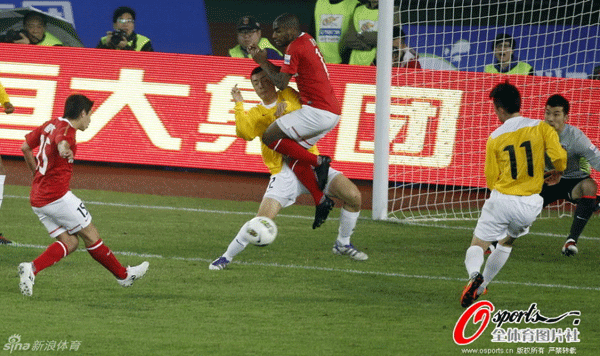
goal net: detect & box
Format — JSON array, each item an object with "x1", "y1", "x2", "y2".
[{"x1": 373, "y1": 0, "x2": 600, "y2": 221}]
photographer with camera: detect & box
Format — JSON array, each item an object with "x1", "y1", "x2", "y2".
[
  {"x1": 0, "y1": 12, "x2": 62, "y2": 46},
  {"x1": 96, "y1": 7, "x2": 153, "y2": 51}
]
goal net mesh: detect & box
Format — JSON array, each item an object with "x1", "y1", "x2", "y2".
[{"x1": 385, "y1": 0, "x2": 600, "y2": 221}]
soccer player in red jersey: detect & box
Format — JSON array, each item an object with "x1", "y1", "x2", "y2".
[
  {"x1": 248, "y1": 13, "x2": 341, "y2": 229},
  {"x1": 17, "y1": 94, "x2": 149, "y2": 296}
]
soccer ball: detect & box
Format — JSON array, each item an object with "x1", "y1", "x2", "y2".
[{"x1": 245, "y1": 216, "x2": 278, "y2": 246}]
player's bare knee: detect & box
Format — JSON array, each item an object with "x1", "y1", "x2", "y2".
[
  {"x1": 57, "y1": 234, "x2": 79, "y2": 254},
  {"x1": 345, "y1": 186, "x2": 362, "y2": 211},
  {"x1": 582, "y1": 179, "x2": 598, "y2": 196},
  {"x1": 77, "y1": 224, "x2": 100, "y2": 247},
  {"x1": 498, "y1": 236, "x2": 515, "y2": 247}
]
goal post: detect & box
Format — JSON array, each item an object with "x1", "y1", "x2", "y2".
[
  {"x1": 372, "y1": 0, "x2": 600, "y2": 222},
  {"x1": 372, "y1": 0, "x2": 394, "y2": 220}
]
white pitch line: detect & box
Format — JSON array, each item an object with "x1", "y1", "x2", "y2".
[
  {"x1": 6, "y1": 243, "x2": 600, "y2": 292},
  {"x1": 6, "y1": 194, "x2": 599, "y2": 240},
  {"x1": 5, "y1": 194, "x2": 316, "y2": 221}
]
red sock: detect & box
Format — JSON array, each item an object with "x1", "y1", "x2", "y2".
[
  {"x1": 269, "y1": 139, "x2": 319, "y2": 166},
  {"x1": 87, "y1": 239, "x2": 127, "y2": 279},
  {"x1": 32, "y1": 241, "x2": 69, "y2": 275},
  {"x1": 290, "y1": 160, "x2": 324, "y2": 205}
]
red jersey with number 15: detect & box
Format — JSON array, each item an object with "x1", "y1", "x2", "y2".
[
  {"x1": 25, "y1": 117, "x2": 77, "y2": 208},
  {"x1": 281, "y1": 32, "x2": 341, "y2": 115}
]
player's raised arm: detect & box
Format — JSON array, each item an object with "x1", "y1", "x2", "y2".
[
  {"x1": 248, "y1": 46, "x2": 291, "y2": 90},
  {"x1": 231, "y1": 84, "x2": 259, "y2": 141},
  {"x1": 231, "y1": 84, "x2": 243, "y2": 103}
]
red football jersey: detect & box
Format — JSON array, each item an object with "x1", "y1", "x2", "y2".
[
  {"x1": 281, "y1": 33, "x2": 341, "y2": 115},
  {"x1": 25, "y1": 117, "x2": 77, "y2": 207}
]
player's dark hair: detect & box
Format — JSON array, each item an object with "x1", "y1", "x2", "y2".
[
  {"x1": 64, "y1": 94, "x2": 94, "y2": 119},
  {"x1": 274, "y1": 13, "x2": 299, "y2": 31},
  {"x1": 23, "y1": 12, "x2": 46, "y2": 26},
  {"x1": 251, "y1": 66, "x2": 263, "y2": 76},
  {"x1": 489, "y1": 81, "x2": 521, "y2": 114},
  {"x1": 546, "y1": 94, "x2": 570, "y2": 115},
  {"x1": 113, "y1": 6, "x2": 136, "y2": 23}
]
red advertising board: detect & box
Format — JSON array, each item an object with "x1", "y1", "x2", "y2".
[{"x1": 1, "y1": 44, "x2": 599, "y2": 188}]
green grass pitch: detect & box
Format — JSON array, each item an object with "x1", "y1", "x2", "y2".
[{"x1": 1, "y1": 184, "x2": 599, "y2": 355}]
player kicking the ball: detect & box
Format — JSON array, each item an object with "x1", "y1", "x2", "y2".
[
  {"x1": 248, "y1": 13, "x2": 341, "y2": 229},
  {"x1": 18, "y1": 94, "x2": 149, "y2": 296},
  {"x1": 209, "y1": 67, "x2": 367, "y2": 270},
  {"x1": 460, "y1": 82, "x2": 566, "y2": 308}
]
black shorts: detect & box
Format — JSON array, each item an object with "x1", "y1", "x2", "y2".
[{"x1": 540, "y1": 177, "x2": 589, "y2": 207}]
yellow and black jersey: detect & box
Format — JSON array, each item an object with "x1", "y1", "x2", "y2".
[
  {"x1": 234, "y1": 87, "x2": 319, "y2": 175},
  {"x1": 485, "y1": 116, "x2": 566, "y2": 196}
]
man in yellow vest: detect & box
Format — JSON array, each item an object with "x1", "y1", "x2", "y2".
[
  {"x1": 11, "y1": 12, "x2": 63, "y2": 46},
  {"x1": 96, "y1": 7, "x2": 153, "y2": 51},
  {"x1": 229, "y1": 16, "x2": 283, "y2": 60},
  {"x1": 343, "y1": 0, "x2": 379, "y2": 66},
  {"x1": 313, "y1": 0, "x2": 360, "y2": 64},
  {"x1": 484, "y1": 34, "x2": 533, "y2": 75}
]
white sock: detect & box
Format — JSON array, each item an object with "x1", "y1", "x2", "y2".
[
  {"x1": 481, "y1": 244, "x2": 512, "y2": 289},
  {"x1": 465, "y1": 245, "x2": 485, "y2": 277},
  {"x1": 222, "y1": 222, "x2": 251, "y2": 261},
  {"x1": 337, "y1": 208, "x2": 359, "y2": 246},
  {"x1": 0, "y1": 175, "x2": 5, "y2": 209}
]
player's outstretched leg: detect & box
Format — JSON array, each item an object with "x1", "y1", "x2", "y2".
[
  {"x1": 18, "y1": 262, "x2": 35, "y2": 296},
  {"x1": 209, "y1": 221, "x2": 253, "y2": 270},
  {"x1": 561, "y1": 196, "x2": 595, "y2": 256},
  {"x1": 460, "y1": 272, "x2": 484, "y2": 308},
  {"x1": 117, "y1": 261, "x2": 150, "y2": 287},
  {"x1": 313, "y1": 196, "x2": 334, "y2": 229},
  {"x1": 332, "y1": 208, "x2": 367, "y2": 260},
  {"x1": 332, "y1": 241, "x2": 368, "y2": 260},
  {"x1": 562, "y1": 238, "x2": 578, "y2": 257},
  {"x1": 209, "y1": 256, "x2": 231, "y2": 270}
]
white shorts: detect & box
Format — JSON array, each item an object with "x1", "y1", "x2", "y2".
[
  {"x1": 474, "y1": 190, "x2": 543, "y2": 241},
  {"x1": 263, "y1": 164, "x2": 341, "y2": 208},
  {"x1": 275, "y1": 105, "x2": 340, "y2": 149},
  {"x1": 32, "y1": 191, "x2": 92, "y2": 238}
]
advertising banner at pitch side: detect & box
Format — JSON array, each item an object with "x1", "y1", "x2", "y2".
[{"x1": 1, "y1": 44, "x2": 599, "y2": 187}]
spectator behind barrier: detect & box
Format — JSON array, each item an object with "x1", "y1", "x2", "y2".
[
  {"x1": 2, "y1": 12, "x2": 63, "y2": 46},
  {"x1": 313, "y1": 0, "x2": 360, "y2": 64},
  {"x1": 376, "y1": 27, "x2": 421, "y2": 68},
  {"x1": 96, "y1": 6, "x2": 153, "y2": 51},
  {"x1": 342, "y1": 0, "x2": 379, "y2": 66},
  {"x1": 484, "y1": 33, "x2": 533, "y2": 75},
  {"x1": 229, "y1": 16, "x2": 283, "y2": 60}
]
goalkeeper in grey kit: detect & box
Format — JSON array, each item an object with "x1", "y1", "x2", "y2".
[{"x1": 541, "y1": 94, "x2": 600, "y2": 256}]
